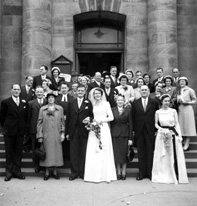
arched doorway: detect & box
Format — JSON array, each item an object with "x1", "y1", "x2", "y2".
[{"x1": 74, "y1": 11, "x2": 126, "y2": 76}]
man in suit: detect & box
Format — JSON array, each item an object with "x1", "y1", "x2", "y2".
[
  {"x1": 28, "y1": 86, "x2": 47, "y2": 173},
  {"x1": 55, "y1": 81, "x2": 73, "y2": 161},
  {"x1": 132, "y1": 85, "x2": 159, "y2": 180},
  {"x1": 20, "y1": 76, "x2": 35, "y2": 102},
  {"x1": 0, "y1": 84, "x2": 27, "y2": 181},
  {"x1": 143, "y1": 73, "x2": 154, "y2": 93},
  {"x1": 152, "y1": 67, "x2": 165, "y2": 90},
  {"x1": 172, "y1": 68, "x2": 180, "y2": 86},
  {"x1": 109, "y1": 66, "x2": 119, "y2": 88},
  {"x1": 33, "y1": 65, "x2": 52, "y2": 89},
  {"x1": 87, "y1": 72, "x2": 104, "y2": 94},
  {"x1": 65, "y1": 84, "x2": 93, "y2": 180},
  {"x1": 103, "y1": 77, "x2": 118, "y2": 108}
]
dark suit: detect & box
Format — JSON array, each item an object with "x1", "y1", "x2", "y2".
[
  {"x1": 0, "y1": 97, "x2": 27, "y2": 177},
  {"x1": 55, "y1": 94, "x2": 73, "y2": 160},
  {"x1": 111, "y1": 106, "x2": 133, "y2": 164},
  {"x1": 104, "y1": 87, "x2": 118, "y2": 108},
  {"x1": 55, "y1": 94, "x2": 74, "y2": 115},
  {"x1": 51, "y1": 76, "x2": 65, "y2": 91},
  {"x1": 28, "y1": 98, "x2": 47, "y2": 169},
  {"x1": 65, "y1": 98, "x2": 93, "y2": 178},
  {"x1": 132, "y1": 97, "x2": 159, "y2": 178},
  {"x1": 20, "y1": 85, "x2": 35, "y2": 102},
  {"x1": 87, "y1": 81, "x2": 104, "y2": 94},
  {"x1": 152, "y1": 77, "x2": 165, "y2": 92},
  {"x1": 33, "y1": 75, "x2": 52, "y2": 89},
  {"x1": 109, "y1": 75, "x2": 119, "y2": 88}
]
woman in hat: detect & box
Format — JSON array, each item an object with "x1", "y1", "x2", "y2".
[
  {"x1": 51, "y1": 66, "x2": 65, "y2": 92},
  {"x1": 152, "y1": 94, "x2": 188, "y2": 184},
  {"x1": 176, "y1": 77, "x2": 197, "y2": 151},
  {"x1": 37, "y1": 92, "x2": 65, "y2": 180}
]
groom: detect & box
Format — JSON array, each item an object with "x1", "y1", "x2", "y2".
[{"x1": 65, "y1": 84, "x2": 94, "y2": 180}]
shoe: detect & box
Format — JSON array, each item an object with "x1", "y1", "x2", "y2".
[
  {"x1": 13, "y1": 174, "x2": 26, "y2": 180},
  {"x1": 184, "y1": 147, "x2": 190, "y2": 152},
  {"x1": 136, "y1": 175, "x2": 144, "y2": 181},
  {"x1": 44, "y1": 174, "x2": 50, "y2": 181},
  {"x1": 121, "y1": 174, "x2": 126, "y2": 180},
  {"x1": 4, "y1": 176, "x2": 12, "y2": 182},
  {"x1": 69, "y1": 176, "x2": 78, "y2": 181},
  {"x1": 52, "y1": 173, "x2": 60, "y2": 180},
  {"x1": 34, "y1": 168, "x2": 40, "y2": 173},
  {"x1": 117, "y1": 174, "x2": 122, "y2": 180}
]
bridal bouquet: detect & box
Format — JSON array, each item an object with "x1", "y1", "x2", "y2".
[
  {"x1": 83, "y1": 117, "x2": 103, "y2": 150},
  {"x1": 159, "y1": 128, "x2": 172, "y2": 149}
]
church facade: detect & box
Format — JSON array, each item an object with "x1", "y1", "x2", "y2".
[{"x1": 0, "y1": 1, "x2": 196, "y2": 114}]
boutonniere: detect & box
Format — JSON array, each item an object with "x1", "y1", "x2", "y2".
[
  {"x1": 84, "y1": 100, "x2": 89, "y2": 103},
  {"x1": 23, "y1": 106, "x2": 26, "y2": 109},
  {"x1": 32, "y1": 89, "x2": 35, "y2": 92},
  {"x1": 85, "y1": 106, "x2": 89, "y2": 109},
  {"x1": 22, "y1": 100, "x2": 26, "y2": 103},
  {"x1": 122, "y1": 86, "x2": 128, "y2": 91}
]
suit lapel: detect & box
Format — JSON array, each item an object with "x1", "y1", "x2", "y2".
[
  {"x1": 146, "y1": 98, "x2": 152, "y2": 112},
  {"x1": 73, "y1": 99, "x2": 78, "y2": 112},
  {"x1": 137, "y1": 98, "x2": 145, "y2": 113},
  {"x1": 79, "y1": 99, "x2": 86, "y2": 113}
]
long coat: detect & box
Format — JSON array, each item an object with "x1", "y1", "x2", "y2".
[{"x1": 37, "y1": 104, "x2": 64, "y2": 167}]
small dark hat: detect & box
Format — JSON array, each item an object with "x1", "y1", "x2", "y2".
[{"x1": 46, "y1": 92, "x2": 57, "y2": 99}]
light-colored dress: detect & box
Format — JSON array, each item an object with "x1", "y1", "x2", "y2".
[
  {"x1": 116, "y1": 85, "x2": 134, "y2": 102},
  {"x1": 152, "y1": 108, "x2": 188, "y2": 184},
  {"x1": 134, "y1": 87, "x2": 141, "y2": 100},
  {"x1": 177, "y1": 86, "x2": 196, "y2": 136},
  {"x1": 37, "y1": 105, "x2": 64, "y2": 167},
  {"x1": 84, "y1": 101, "x2": 117, "y2": 183}
]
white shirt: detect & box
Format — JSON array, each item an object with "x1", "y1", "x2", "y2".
[
  {"x1": 61, "y1": 94, "x2": 68, "y2": 102},
  {"x1": 41, "y1": 75, "x2": 46, "y2": 80},
  {"x1": 78, "y1": 98, "x2": 83, "y2": 108},
  {"x1": 142, "y1": 97, "x2": 148, "y2": 111},
  {"x1": 25, "y1": 85, "x2": 30, "y2": 93},
  {"x1": 12, "y1": 96, "x2": 20, "y2": 106},
  {"x1": 105, "y1": 88, "x2": 110, "y2": 95},
  {"x1": 110, "y1": 75, "x2": 116, "y2": 83},
  {"x1": 37, "y1": 98, "x2": 43, "y2": 105}
]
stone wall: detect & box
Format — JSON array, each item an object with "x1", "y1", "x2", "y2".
[
  {"x1": 1, "y1": 0, "x2": 22, "y2": 99},
  {"x1": 120, "y1": 0, "x2": 148, "y2": 74}
]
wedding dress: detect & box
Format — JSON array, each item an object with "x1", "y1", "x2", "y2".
[
  {"x1": 152, "y1": 108, "x2": 188, "y2": 184},
  {"x1": 84, "y1": 99, "x2": 117, "y2": 183}
]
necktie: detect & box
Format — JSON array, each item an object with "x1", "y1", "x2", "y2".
[
  {"x1": 26, "y1": 87, "x2": 30, "y2": 94},
  {"x1": 15, "y1": 98, "x2": 19, "y2": 106},
  {"x1": 143, "y1": 99, "x2": 147, "y2": 112},
  {"x1": 78, "y1": 99, "x2": 82, "y2": 108}
]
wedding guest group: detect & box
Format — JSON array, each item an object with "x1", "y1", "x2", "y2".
[{"x1": 0, "y1": 64, "x2": 196, "y2": 185}]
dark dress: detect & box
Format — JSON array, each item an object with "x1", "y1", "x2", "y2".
[{"x1": 111, "y1": 106, "x2": 133, "y2": 164}]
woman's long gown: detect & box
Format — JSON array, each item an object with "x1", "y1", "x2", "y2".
[
  {"x1": 84, "y1": 101, "x2": 117, "y2": 183},
  {"x1": 152, "y1": 108, "x2": 188, "y2": 184}
]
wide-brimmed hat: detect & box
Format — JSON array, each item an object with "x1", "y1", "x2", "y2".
[
  {"x1": 51, "y1": 67, "x2": 60, "y2": 74},
  {"x1": 46, "y1": 92, "x2": 57, "y2": 99},
  {"x1": 178, "y1": 76, "x2": 188, "y2": 82}
]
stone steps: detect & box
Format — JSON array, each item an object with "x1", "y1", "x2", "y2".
[{"x1": 0, "y1": 135, "x2": 197, "y2": 177}]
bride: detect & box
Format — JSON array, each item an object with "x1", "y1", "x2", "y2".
[{"x1": 84, "y1": 87, "x2": 117, "y2": 183}]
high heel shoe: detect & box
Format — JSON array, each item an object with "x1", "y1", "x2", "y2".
[
  {"x1": 121, "y1": 174, "x2": 126, "y2": 180},
  {"x1": 44, "y1": 174, "x2": 50, "y2": 181},
  {"x1": 183, "y1": 147, "x2": 190, "y2": 152},
  {"x1": 117, "y1": 174, "x2": 122, "y2": 180},
  {"x1": 52, "y1": 173, "x2": 60, "y2": 180}
]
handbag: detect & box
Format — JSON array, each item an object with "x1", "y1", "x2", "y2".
[
  {"x1": 127, "y1": 145, "x2": 135, "y2": 163},
  {"x1": 34, "y1": 143, "x2": 46, "y2": 160}
]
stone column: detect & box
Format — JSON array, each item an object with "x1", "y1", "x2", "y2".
[
  {"x1": 120, "y1": 0, "x2": 148, "y2": 74},
  {"x1": 148, "y1": 0, "x2": 178, "y2": 78},
  {"x1": 1, "y1": 1, "x2": 22, "y2": 100},
  {"x1": 0, "y1": 0, "x2": 2, "y2": 100},
  {"x1": 22, "y1": 0, "x2": 52, "y2": 83},
  {"x1": 177, "y1": 0, "x2": 196, "y2": 88},
  {"x1": 52, "y1": 0, "x2": 80, "y2": 73}
]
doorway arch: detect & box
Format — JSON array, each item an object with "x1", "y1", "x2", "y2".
[{"x1": 74, "y1": 11, "x2": 126, "y2": 76}]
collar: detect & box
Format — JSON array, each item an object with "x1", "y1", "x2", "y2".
[{"x1": 12, "y1": 96, "x2": 19, "y2": 101}]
